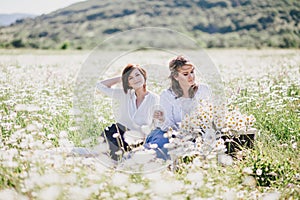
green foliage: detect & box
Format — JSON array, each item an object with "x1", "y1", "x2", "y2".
[
  {"x1": 0, "y1": 0, "x2": 299, "y2": 49},
  {"x1": 246, "y1": 150, "x2": 294, "y2": 187},
  {"x1": 225, "y1": 59, "x2": 299, "y2": 192},
  {"x1": 60, "y1": 41, "x2": 69, "y2": 50},
  {"x1": 237, "y1": 131, "x2": 299, "y2": 194},
  {"x1": 280, "y1": 34, "x2": 299, "y2": 48},
  {"x1": 11, "y1": 39, "x2": 25, "y2": 48},
  {"x1": 232, "y1": 76, "x2": 299, "y2": 141}
]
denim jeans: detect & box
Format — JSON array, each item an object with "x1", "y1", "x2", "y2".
[{"x1": 144, "y1": 128, "x2": 170, "y2": 160}]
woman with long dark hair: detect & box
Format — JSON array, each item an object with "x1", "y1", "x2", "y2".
[{"x1": 145, "y1": 55, "x2": 211, "y2": 159}]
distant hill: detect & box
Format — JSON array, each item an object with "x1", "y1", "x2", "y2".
[
  {"x1": 0, "y1": 13, "x2": 36, "y2": 26},
  {"x1": 0, "y1": 0, "x2": 299, "y2": 49}
]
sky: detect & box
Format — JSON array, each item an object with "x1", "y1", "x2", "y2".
[{"x1": 0, "y1": 0, "x2": 87, "y2": 15}]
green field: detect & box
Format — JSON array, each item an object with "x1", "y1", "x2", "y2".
[{"x1": 0, "y1": 49, "x2": 299, "y2": 199}]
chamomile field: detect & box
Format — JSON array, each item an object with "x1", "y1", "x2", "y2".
[{"x1": 0, "y1": 49, "x2": 299, "y2": 199}]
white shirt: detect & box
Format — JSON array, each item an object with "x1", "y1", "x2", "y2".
[
  {"x1": 96, "y1": 82, "x2": 160, "y2": 135},
  {"x1": 159, "y1": 84, "x2": 212, "y2": 131}
]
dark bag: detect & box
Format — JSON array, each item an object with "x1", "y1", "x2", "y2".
[{"x1": 217, "y1": 129, "x2": 256, "y2": 155}]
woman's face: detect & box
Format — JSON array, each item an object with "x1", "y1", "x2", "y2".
[
  {"x1": 175, "y1": 64, "x2": 195, "y2": 89},
  {"x1": 128, "y1": 68, "x2": 145, "y2": 90}
]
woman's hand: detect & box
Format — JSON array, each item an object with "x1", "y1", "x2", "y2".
[
  {"x1": 153, "y1": 110, "x2": 165, "y2": 122},
  {"x1": 153, "y1": 109, "x2": 165, "y2": 129}
]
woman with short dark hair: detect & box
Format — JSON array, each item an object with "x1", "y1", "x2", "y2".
[{"x1": 97, "y1": 64, "x2": 159, "y2": 160}]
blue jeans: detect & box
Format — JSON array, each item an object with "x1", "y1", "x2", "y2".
[{"x1": 144, "y1": 128, "x2": 170, "y2": 160}]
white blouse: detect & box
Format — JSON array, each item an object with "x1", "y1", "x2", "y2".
[
  {"x1": 96, "y1": 82, "x2": 160, "y2": 135},
  {"x1": 159, "y1": 84, "x2": 212, "y2": 131}
]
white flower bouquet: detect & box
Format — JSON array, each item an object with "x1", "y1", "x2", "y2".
[{"x1": 164, "y1": 99, "x2": 256, "y2": 163}]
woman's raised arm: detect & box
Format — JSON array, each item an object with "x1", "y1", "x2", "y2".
[
  {"x1": 100, "y1": 76, "x2": 122, "y2": 88},
  {"x1": 96, "y1": 76, "x2": 122, "y2": 97}
]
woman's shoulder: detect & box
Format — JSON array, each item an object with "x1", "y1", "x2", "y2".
[
  {"x1": 160, "y1": 88, "x2": 177, "y2": 101},
  {"x1": 147, "y1": 90, "x2": 159, "y2": 99},
  {"x1": 145, "y1": 91, "x2": 160, "y2": 105},
  {"x1": 160, "y1": 88, "x2": 175, "y2": 97}
]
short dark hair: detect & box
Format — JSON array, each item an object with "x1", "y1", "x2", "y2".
[
  {"x1": 169, "y1": 55, "x2": 198, "y2": 98},
  {"x1": 122, "y1": 64, "x2": 147, "y2": 93}
]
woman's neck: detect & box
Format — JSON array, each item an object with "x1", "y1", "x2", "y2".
[
  {"x1": 135, "y1": 87, "x2": 147, "y2": 98},
  {"x1": 135, "y1": 87, "x2": 148, "y2": 108},
  {"x1": 182, "y1": 86, "x2": 190, "y2": 98}
]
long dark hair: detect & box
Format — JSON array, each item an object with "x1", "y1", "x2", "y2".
[
  {"x1": 122, "y1": 64, "x2": 147, "y2": 94},
  {"x1": 169, "y1": 55, "x2": 198, "y2": 98}
]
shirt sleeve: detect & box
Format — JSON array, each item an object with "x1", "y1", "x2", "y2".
[
  {"x1": 139, "y1": 92, "x2": 161, "y2": 136},
  {"x1": 159, "y1": 89, "x2": 178, "y2": 131},
  {"x1": 96, "y1": 82, "x2": 123, "y2": 99}
]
